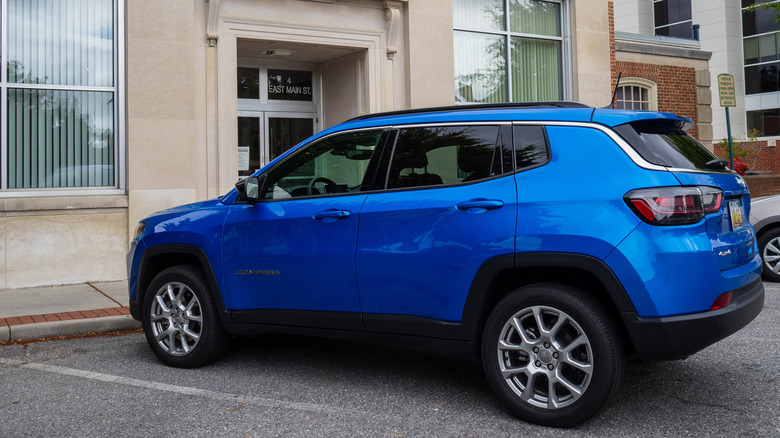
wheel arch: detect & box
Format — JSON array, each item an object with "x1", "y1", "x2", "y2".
[
  {"x1": 754, "y1": 219, "x2": 780, "y2": 240},
  {"x1": 461, "y1": 253, "x2": 637, "y2": 350},
  {"x1": 135, "y1": 244, "x2": 229, "y2": 321}
]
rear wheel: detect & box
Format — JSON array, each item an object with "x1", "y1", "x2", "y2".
[
  {"x1": 481, "y1": 283, "x2": 624, "y2": 427},
  {"x1": 758, "y1": 228, "x2": 780, "y2": 282},
  {"x1": 142, "y1": 265, "x2": 230, "y2": 367}
]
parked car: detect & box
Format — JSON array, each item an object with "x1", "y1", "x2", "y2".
[
  {"x1": 750, "y1": 193, "x2": 780, "y2": 282},
  {"x1": 127, "y1": 102, "x2": 764, "y2": 427}
]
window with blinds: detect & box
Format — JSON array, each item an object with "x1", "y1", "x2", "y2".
[
  {"x1": 453, "y1": 0, "x2": 565, "y2": 103},
  {"x1": 2, "y1": 0, "x2": 118, "y2": 190}
]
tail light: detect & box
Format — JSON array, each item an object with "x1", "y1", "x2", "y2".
[{"x1": 625, "y1": 186, "x2": 723, "y2": 226}]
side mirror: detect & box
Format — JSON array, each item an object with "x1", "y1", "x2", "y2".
[{"x1": 235, "y1": 176, "x2": 262, "y2": 203}]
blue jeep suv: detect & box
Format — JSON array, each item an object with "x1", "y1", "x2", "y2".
[{"x1": 127, "y1": 102, "x2": 764, "y2": 427}]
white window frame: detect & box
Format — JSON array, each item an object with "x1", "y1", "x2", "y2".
[
  {"x1": 0, "y1": 0, "x2": 125, "y2": 197},
  {"x1": 452, "y1": 0, "x2": 572, "y2": 102},
  {"x1": 615, "y1": 77, "x2": 658, "y2": 111}
]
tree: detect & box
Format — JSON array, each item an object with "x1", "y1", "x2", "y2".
[{"x1": 745, "y1": 1, "x2": 780, "y2": 23}]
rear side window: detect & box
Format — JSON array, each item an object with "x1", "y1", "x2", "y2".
[
  {"x1": 613, "y1": 120, "x2": 723, "y2": 171},
  {"x1": 513, "y1": 125, "x2": 550, "y2": 171},
  {"x1": 386, "y1": 125, "x2": 508, "y2": 189}
]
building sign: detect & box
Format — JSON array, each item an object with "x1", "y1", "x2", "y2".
[
  {"x1": 268, "y1": 69, "x2": 313, "y2": 101},
  {"x1": 718, "y1": 74, "x2": 736, "y2": 107}
]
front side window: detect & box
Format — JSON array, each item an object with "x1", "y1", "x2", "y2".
[
  {"x1": 653, "y1": 0, "x2": 693, "y2": 39},
  {"x1": 453, "y1": 0, "x2": 565, "y2": 103},
  {"x1": 3, "y1": 0, "x2": 119, "y2": 190},
  {"x1": 387, "y1": 125, "x2": 507, "y2": 189},
  {"x1": 262, "y1": 130, "x2": 382, "y2": 199}
]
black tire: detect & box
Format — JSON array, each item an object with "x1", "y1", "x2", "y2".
[
  {"x1": 758, "y1": 227, "x2": 780, "y2": 282},
  {"x1": 481, "y1": 283, "x2": 624, "y2": 427},
  {"x1": 142, "y1": 265, "x2": 230, "y2": 368}
]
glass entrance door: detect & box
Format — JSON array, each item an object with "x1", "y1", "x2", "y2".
[
  {"x1": 237, "y1": 64, "x2": 319, "y2": 179},
  {"x1": 238, "y1": 112, "x2": 315, "y2": 178}
]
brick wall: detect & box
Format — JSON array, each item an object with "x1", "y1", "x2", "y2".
[
  {"x1": 713, "y1": 141, "x2": 780, "y2": 197},
  {"x1": 744, "y1": 175, "x2": 780, "y2": 198},
  {"x1": 714, "y1": 141, "x2": 780, "y2": 174}
]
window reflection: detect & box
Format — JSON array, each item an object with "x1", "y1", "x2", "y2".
[{"x1": 7, "y1": 0, "x2": 114, "y2": 87}]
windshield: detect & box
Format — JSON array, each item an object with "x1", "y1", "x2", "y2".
[{"x1": 613, "y1": 120, "x2": 724, "y2": 171}]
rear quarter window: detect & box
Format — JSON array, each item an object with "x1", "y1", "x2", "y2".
[{"x1": 613, "y1": 120, "x2": 724, "y2": 171}]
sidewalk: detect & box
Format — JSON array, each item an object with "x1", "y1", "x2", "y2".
[{"x1": 0, "y1": 281, "x2": 141, "y2": 342}]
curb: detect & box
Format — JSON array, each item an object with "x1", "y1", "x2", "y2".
[{"x1": 1, "y1": 315, "x2": 141, "y2": 342}]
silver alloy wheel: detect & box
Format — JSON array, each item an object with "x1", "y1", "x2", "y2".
[
  {"x1": 149, "y1": 281, "x2": 203, "y2": 356},
  {"x1": 496, "y1": 305, "x2": 593, "y2": 409},
  {"x1": 762, "y1": 236, "x2": 780, "y2": 275}
]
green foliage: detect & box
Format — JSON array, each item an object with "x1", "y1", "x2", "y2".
[
  {"x1": 717, "y1": 130, "x2": 763, "y2": 173},
  {"x1": 745, "y1": 1, "x2": 780, "y2": 24}
]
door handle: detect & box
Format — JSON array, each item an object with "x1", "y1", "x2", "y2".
[
  {"x1": 456, "y1": 199, "x2": 504, "y2": 213},
  {"x1": 313, "y1": 210, "x2": 351, "y2": 222}
]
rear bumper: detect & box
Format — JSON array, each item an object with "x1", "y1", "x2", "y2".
[{"x1": 622, "y1": 279, "x2": 764, "y2": 361}]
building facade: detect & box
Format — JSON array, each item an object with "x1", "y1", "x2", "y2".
[
  {"x1": 1, "y1": 0, "x2": 680, "y2": 289},
  {"x1": 614, "y1": 0, "x2": 780, "y2": 143}
]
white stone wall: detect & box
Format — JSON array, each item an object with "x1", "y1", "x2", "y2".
[
  {"x1": 694, "y1": 0, "x2": 747, "y2": 141},
  {"x1": 0, "y1": 197, "x2": 128, "y2": 289}
]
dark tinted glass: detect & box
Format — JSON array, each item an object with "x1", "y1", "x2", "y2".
[
  {"x1": 745, "y1": 65, "x2": 760, "y2": 94},
  {"x1": 747, "y1": 109, "x2": 780, "y2": 136},
  {"x1": 742, "y1": 6, "x2": 780, "y2": 36},
  {"x1": 744, "y1": 63, "x2": 780, "y2": 94},
  {"x1": 513, "y1": 125, "x2": 550, "y2": 170},
  {"x1": 656, "y1": 22, "x2": 693, "y2": 39},
  {"x1": 387, "y1": 125, "x2": 503, "y2": 189},
  {"x1": 237, "y1": 67, "x2": 260, "y2": 99},
  {"x1": 654, "y1": 0, "x2": 692, "y2": 26},
  {"x1": 614, "y1": 120, "x2": 722, "y2": 171},
  {"x1": 761, "y1": 63, "x2": 780, "y2": 93}
]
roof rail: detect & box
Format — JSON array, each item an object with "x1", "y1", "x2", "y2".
[{"x1": 347, "y1": 101, "x2": 592, "y2": 122}]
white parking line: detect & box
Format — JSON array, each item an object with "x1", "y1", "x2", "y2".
[{"x1": 0, "y1": 357, "x2": 369, "y2": 417}]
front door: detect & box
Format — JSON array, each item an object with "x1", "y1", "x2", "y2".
[{"x1": 222, "y1": 129, "x2": 385, "y2": 328}]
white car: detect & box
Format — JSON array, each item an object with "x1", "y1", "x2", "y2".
[{"x1": 751, "y1": 194, "x2": 780, "y2": 282}]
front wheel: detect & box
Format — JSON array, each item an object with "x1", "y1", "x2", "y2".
[
  {"x1": 481, "y1": 283, "x2": 624, "y2": 427},
  {"x1": 142, "y1": 265, "x2": 230, "y2": 368}
]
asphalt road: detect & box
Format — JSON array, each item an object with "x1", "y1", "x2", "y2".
[{"x1": 1, "y1": 283, "x2": 778, "y2": 437}]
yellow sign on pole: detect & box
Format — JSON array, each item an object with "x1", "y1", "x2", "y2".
[{"x1": 718, "y1": 74, "x2": 736, "y2": 107}]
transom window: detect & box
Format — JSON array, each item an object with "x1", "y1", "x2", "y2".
[
  {"x1": 2, "y1": 0, "x2": 121, "y2": 192},
  {"x1": 453, "y1": 0, "x2": 566, "y2": 103}
]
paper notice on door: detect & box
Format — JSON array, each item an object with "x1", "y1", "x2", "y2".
[{"x1": 238, "y1": 146, "x2": 250, "y2": 171}]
